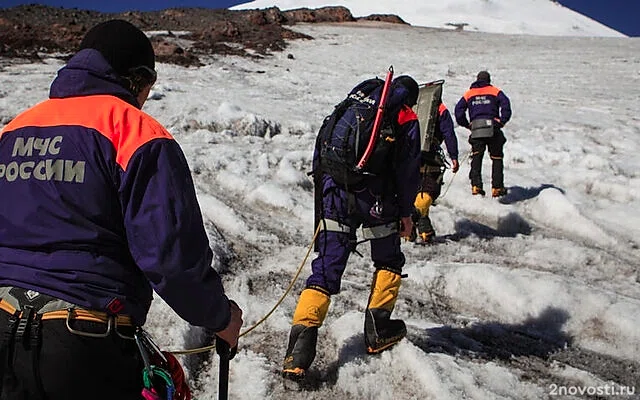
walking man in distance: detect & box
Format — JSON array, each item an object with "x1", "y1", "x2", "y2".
[{"x1": 455, "y1": 70, "x2": 512, "y2": 197}]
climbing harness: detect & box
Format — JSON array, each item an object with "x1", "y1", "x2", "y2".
[
  {"x1": 0, "y1": 286, "x2": 140, "y2": 397},
  {"x1": 0, "y1": 296, "x2": 134, "y2": 339}
]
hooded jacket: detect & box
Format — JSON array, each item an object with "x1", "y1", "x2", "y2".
[
  {"x1": 0, "y1": 49, "x2": 230, "y2": 330},
  {"x1": 434, "y1": 103, "x2": 459, "y2": 161},
  {"x1": 315, "y1": 103, "x2": 421, "y2": 219},
  {"x1": 388, "y1": 104, "x2": 421, "y2": 218},
  {"x1": 454, "y1": 80, "x2": 512, "y2": 129}
]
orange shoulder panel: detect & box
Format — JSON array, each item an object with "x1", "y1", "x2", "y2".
[
  {"x1": 0, "y1": 95, "x2": 173, "y2": 170},
  {"x1": 463, "y1": 86, "x2": 501, "y2": 101},
  {"x1": 397, "y1": 105, "x2": 418, "y2": 125},
  {"x1": 438, "y1": 103, "x2": 447, "y2": 115}
]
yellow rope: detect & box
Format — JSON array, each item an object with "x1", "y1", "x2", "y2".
[
  {"x1": 167, "y1": 223, "x2": 322, "y2": 355},
  {"x1": 435, "y1": 151, "x2": 470, "y2": 203}
]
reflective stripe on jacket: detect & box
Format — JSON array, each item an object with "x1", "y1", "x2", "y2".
[{"x1": 454, "y1": 80, "x2": 512, "y2": 129}]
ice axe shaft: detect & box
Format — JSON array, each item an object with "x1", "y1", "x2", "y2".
[{"x1": 216, "y1": 337, "x2": 230, "y2": 400}]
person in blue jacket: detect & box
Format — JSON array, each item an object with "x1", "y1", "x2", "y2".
[
  {"x1": 282, "y1": 75, "x2": 421, "y2": 381},
  {"x1": 411, "y1": 100, "x2": 459, "y2": 243},
  {"x1": 0, "y1": 20, "x2": 242, "y2": 398},
  {"x1": 455, "y1": 71, "x2": 512, "y2": 197}
]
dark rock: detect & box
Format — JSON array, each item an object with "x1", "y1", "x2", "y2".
[
  {"x1": 360, "y1": 14, "x2": 407, "y2": 24},
  {"x1": 282, "y1": 6, "x2": 356, "y2": 24},
  {"x1": 0, "y1": 4, "x2": 407, "y2": 66}
]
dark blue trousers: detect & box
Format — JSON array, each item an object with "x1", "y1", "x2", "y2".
[{"x1": 309, "y1": 184, "x2": 405, "y2": 294}]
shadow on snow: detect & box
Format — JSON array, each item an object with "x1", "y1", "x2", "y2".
[
  {"x1": 297, "y1": 307, "x2": 573, "y2": 392},
  {"x1": 410, "y1": 306, "x2": 572, "y2": 360},
  {"x1": 443, "y1": 211, "x2": 533, "y2": 240},
  {"x1": 499, "y1": 183, "x2": 565, "y2": 205}
]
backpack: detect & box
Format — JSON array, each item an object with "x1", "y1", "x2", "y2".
[
  {"x1": 414, "y1": 79, "x2": 444, "y2": 152},
  {"x1": 313, "y1": 77, "x2": 410, "y2": 188},
  {"x1": 413, "y1": 79, "x2": 449, "y2": 173}
]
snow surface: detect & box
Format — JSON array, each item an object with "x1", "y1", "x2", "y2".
[
  {"x1": 1, "y1": 14, "x2": 639, "y2": 400},
  {"x1": 232, "y1": 0, "x2": 627, "y2": 37}
]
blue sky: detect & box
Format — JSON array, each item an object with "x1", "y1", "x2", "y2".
[
  {"x1": 557, "y1": 0, "x2": 638, "y2": 37},
  {"x1": 1, "y1": 0, "x2": 638, "y2": 37}
]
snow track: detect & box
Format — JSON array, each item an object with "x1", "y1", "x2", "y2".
[{"x1": 179, "y1": 128, "x2": 640, "y2": 398}]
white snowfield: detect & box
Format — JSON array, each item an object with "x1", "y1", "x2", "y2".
[
  {"x1": 232, "y1": 0, "x2": 627, "y2": 37},
  {"x1": 1, "y1": 6, "x2": 639, "y2": 400}
]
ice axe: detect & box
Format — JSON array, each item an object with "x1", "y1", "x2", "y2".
[{"x1": 215, "y1": 336, "x2": 234, "y2": 400}]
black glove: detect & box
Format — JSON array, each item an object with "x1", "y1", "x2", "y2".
[{"x1": 216, "y1": 335, "x2": 238, "y2": 360}]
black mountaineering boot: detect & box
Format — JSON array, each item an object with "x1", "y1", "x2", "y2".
[
  {"x1": 282, "y1": 287, "x2": 330, "y2": 381},
  {"x1": 414, "y1": 193, "x2": 435, "y2": 243},
  {"x1": 416, "y1": 215, "x2": 435, "y2": 244},
  {"x1": 282, "y1": 325, "x2": 319, "y2": 381},
  {"x1": 364, "y1": 308, "x2": 407, "y2": 354},
  {"x1": 364, "y1": 268, "x2": 406, "y2": 354}
]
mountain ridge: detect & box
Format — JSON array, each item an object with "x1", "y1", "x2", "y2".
[
  {"x1": 0, "y1": 4, "x2": 403, "y2": 66},
  {"x1": 233, "y1": 0, "x2": 626, "y2": 38}
]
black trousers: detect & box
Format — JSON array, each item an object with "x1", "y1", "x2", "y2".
[
  {"x1": 469, "y1": 128, "x2": 507, "y2": 189},
  {"x1": 0, "y1": 310, "x2": 143, "y2": 400}
]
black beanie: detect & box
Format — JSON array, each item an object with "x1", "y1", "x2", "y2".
[
  {"x1": 477, "y1": 70, "x2": 491, "y2": 83},
  {"x1": 393, "y1": 75, "x2": 419, "y2": 107},
  {"x1": 80, "y1": 19, "x2": 155, "y2": 77}
]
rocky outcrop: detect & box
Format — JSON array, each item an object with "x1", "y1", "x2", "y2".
[
  {"x1": 282, "y1": 6, "x2": 356, "y2": 23},
  {"x1": 0, "y1": 4, "x2": 407, "y2": 66}
]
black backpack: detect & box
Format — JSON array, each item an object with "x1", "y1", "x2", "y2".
[{"x1": 313, "y1": 78, "x2": 409, "y2": 188}]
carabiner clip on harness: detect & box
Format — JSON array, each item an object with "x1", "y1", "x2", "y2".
[{"x1": 135, "y1": 328, "x2": 175, "y2": 400}]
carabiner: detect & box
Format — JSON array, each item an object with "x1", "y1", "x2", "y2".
[
  {"x1": 135, "y1": 329, "x2": 154, "y2": 379},
  {"x1": 139, "y1": 328, "x2": 168, "y2": 364}
]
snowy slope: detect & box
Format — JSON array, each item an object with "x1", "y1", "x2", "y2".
[{"x1": 232, "y1": 0, "x2": 626, "y2": 37}]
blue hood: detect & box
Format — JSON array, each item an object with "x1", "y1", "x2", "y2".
[
  {"x1": 470, "y1": 80, "x2": 491, "y2": 89},
  {"x1": 50, "y1": 49, "x2": 140, "y2": 108}
]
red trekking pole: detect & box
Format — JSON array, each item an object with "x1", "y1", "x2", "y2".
[{"x1": 355, "y1": 65, "x2": 394, "y2": 171}]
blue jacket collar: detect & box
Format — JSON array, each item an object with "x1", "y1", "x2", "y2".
[
  {"x1": 470, "y1": 80, "x2": 491, "y2": 89},
  {"x1": 49, "y1": 49, "x2": 140, "y2": 108}
]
